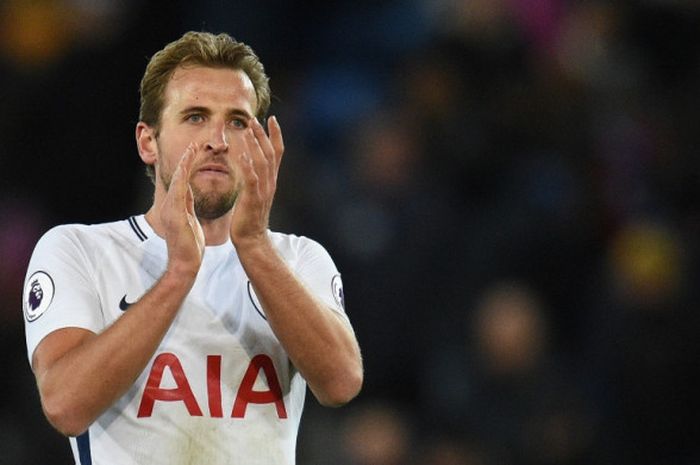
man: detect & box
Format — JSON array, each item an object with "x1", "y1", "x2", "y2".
[{"x1": 22, "y1": 31, "x2": 363, "y2": 465}]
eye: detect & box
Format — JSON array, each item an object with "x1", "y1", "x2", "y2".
[
  {"x1": 186, "y1": 114, "x2": 204, "y2": 123},
  {"x1": 229, "y1": 118, "x2": 248, "y2": 129}
]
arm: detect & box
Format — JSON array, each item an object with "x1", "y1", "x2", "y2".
[
  {"x1": 32, "y1": 144, "x2": 205, "y2": 436},
  {"x1": 231, "y1": 117, "x2": 363, "y2": 405},
  {"x1": 239, "y1": 239, "x2": 363, "y2": 406},
  {"x1": 33, "y1": 271, "x2": 194, "y2": 436}
]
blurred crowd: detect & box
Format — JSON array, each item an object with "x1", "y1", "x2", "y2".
[{"x1": 1, "y1": 1, "x2": 700, "y2": 464}]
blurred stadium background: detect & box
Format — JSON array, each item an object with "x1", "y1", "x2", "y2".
[{"x1": 1, "y1": 1, "x2": 699, "y2": 464}]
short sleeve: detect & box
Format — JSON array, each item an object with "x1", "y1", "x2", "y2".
[
  {"x1": 294, "y1": 237, "x2": 351, "y2": 326},
  {"x1": 23, "y1": 226, "x2": 105, "y2": 366}
]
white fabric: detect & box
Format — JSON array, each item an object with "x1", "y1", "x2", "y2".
[{"x1": 23, "y1": 215, "x2": 349, "y2": 465}]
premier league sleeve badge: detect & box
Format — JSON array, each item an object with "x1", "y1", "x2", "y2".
[
  {"x1": 23, "y1": 271, "x2": 55, "y2": 322},
  {"x1": 331, "y1": 274, "x2": 345, "y2": 311}
]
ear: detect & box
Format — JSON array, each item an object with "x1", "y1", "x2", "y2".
[{"x1": 136, "y1": 122, "x2": 158, "y2": 166}]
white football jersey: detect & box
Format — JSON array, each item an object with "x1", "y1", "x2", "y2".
[{"x1": 23, "y1": 215, "x2": 349, "y2": 465}]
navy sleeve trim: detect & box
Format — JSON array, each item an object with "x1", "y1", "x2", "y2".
[
  {"x1": 129, "y1": 216, "x2": 148, "y2": 242},
  {"x1": 77, "y1": 430, "x2": 92, "y2": 465}
]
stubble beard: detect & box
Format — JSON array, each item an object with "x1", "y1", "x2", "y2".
[
  {"x1": 191, "y1": 183, "x2": 238, "y2": 220},
  {"x1": 159, "y1": 168, "x2": 238, "y2": 221}
]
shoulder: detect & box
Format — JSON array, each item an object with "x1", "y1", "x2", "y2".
[
  {"x1": 35, "y1": 223, "x2": 93, "y2": 252},
  {"x1": 34, "y1": 218, "x2": 138, "y2": 256},
  {"x1": 268, "y1": 230, "x2": 329, "y2": 258},
  {"x1": 267, "y1": 230, "x2": 340, "y2": 275}
]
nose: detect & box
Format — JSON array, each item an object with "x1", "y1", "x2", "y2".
[{"x1": 205, "y1": 122, "x2": 229, "y2": 154}]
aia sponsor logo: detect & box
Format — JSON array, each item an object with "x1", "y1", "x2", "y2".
[{"x1": 137, "y1": 353, "x2": 288, "y2": 419}]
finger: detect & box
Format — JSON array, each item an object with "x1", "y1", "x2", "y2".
[
  {"x1": 267, "y1": 115, "x2": 284, "y2": 170},
  {"x1": 235, "y1": 149, "x2": 259, "y2": 194},
  {"x1": 186, "y1": 184, "x2": 195, "y2": 217},
  {"x1": 248, "y1": 122, "x2": 271, "y2": 177},
  {"x1": 251, "y1": 117, "x2": 275, "y2": 164},
  {"x1": 171, "y1": 143, "x2": 202, "y2": 215},
  {"x1": 170, "y1": 143, "x2": 195, "y2": 198},
  {"x1": 243, "y1": 127, "x2": 270, "y2": 189},
  {"x1": 181, "y1": 142, "x2": 200, "y2": 181}
]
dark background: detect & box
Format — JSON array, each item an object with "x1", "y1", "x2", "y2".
[{"x1": 1, "y1": 1, "x2": 699, "y2": 464}]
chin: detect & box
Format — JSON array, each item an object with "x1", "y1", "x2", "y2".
[{"x1": 193, "y1": 191, "x2": 237, "y2": 220}]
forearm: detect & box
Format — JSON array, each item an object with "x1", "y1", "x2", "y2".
[
  {"x1": 35, "y1": 270, "x2": 194, "y2": 436},
  {"x1": 236, "y1": 238, "x2": 363, "y2": 406}
]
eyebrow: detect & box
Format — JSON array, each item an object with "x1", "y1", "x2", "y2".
[
  {"x1": 179, "y1": 106, "x2": 253, "y2": 120},
  {"x1": 228, "y1": 108, "x2": 253, "y2": 120}
]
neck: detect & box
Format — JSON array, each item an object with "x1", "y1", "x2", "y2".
[
  {"x1": 197, "y1": 214, "x2": 233, "y2": 245},
  {"x1": 145, "y1": 193, "x2": 233, "y2": 246}
]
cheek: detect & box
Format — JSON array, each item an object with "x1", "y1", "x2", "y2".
[
  {"x1": 227, "y1": 129, "x2": 250, "y2": 150},
  {"x1": 154, "y1": 139, "x2": 178, "y2": 177},
  {"x1": 156, "y1": 130, "x2": 187, "y2": 157}
]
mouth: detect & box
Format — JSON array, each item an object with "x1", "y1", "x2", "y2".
[{"x1": 196, "y1": 164, "x2": 230, "y2": 176}]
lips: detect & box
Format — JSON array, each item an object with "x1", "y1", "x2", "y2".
[{"x1": 196, "y1": 163, "x2": 229, "y2": 175}]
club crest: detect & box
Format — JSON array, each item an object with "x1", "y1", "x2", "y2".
[{"x1": 23, "y1": 271, "x2": 55, "y2": 322}]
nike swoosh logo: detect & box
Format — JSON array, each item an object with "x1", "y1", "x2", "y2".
[{"x1": 119, "y1": 295, "x2": 134, "y2": 311}]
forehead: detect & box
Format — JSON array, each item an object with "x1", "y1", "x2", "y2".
[{"x1": 163, "y1": 66, "x2": 257, "y2": 115}]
